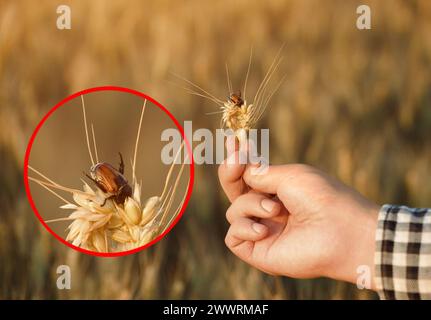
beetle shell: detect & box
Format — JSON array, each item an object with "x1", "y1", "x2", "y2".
[
  {"x1": 90, "y1": 163, "x2": 128, "y2": 194},
  {"x1": 229, "y1": 92, "x2": 244, "y2": 107}
]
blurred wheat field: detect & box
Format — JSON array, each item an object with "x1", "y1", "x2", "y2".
[{"x1": 1, "y1": 0, "x2": 431, "y2": 299}]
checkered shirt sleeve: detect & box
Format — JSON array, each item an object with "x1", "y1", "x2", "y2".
[{"x1": 375, "y1": 204, "x2": 431, "y2": 299}]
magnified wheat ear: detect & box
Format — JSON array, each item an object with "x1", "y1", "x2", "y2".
[
  {"x1": 175, "y1": 47, "x2": 285, "y2": 143},
  {"x1": 28, "y1": 97, "x2": 188, "y2": 253}
]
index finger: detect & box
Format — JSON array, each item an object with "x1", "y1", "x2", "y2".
[{"x1": 218, "y1": 136, "x2": 248, "y2": 202}]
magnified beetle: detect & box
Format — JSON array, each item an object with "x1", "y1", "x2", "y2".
[{"x1": 84, "y1": 152, "x2": 132, "y2": 206}]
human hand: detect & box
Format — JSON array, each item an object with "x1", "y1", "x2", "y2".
[{"x1": 218, "y1": 138, "x2": 379, "y2": 289}]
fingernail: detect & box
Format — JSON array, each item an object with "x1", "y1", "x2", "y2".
[
  {"x1": 261, "y1": 199, "x2": 275, "y2": 212},
  {"x1": 226, "y1": 135, "x2": 236, "y2": 155},
  {"x1": 248, "y1": 139, "x2": 257, "y2": 154},
  {"x1": 226, "y1": 152, "x2": 237, "y2": 166},
  {"x1": 252, "y1": 223, "x2": 266, "y2": 234},
  {"x1": 238, "y1": 150, "x2": 248, "y2": 165}
]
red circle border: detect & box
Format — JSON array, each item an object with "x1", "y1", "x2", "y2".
[{"x1": 23, "y1": 86, "x2": 194, "y2": 257}]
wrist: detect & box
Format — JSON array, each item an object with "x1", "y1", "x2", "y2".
[{"x1": 328, "y1": 204, "x2": 380, "y2": 290}]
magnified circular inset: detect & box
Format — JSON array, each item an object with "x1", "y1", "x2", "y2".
[{"x1": 24, "y1": 86, "x2": 194, "y2": 257}]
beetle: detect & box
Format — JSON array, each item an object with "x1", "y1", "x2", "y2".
[
  {"x1": 84, "y1": 152, "x2": 132, "y2": 206},
  {"x1": 229, "y1": 91, "x2": 244, "y2": 107}
]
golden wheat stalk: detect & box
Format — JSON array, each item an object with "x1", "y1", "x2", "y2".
[
  {"x1": 28, "y1": 97, "x2": 188, "y2": 253},
  {"x1": 175, "y1": 47, "x2": 285, "y2": 137}
]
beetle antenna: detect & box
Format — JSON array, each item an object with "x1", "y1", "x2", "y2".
[{"x1": 81, "y1": 95, "x2": 95, "y2": 166}]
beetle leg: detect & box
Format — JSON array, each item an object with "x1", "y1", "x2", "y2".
[
  {"x1": 100, "y1": 195, "x2": 115, "y2": 207},
  {"x1": 115, "y1": 184, "x2": 126, "y2": 205},
  {"x1": 114, "y1": 193, "x2": 124, "y2": 205},
  {"x1": 118, "y1": 152, "x2": 125, "y2": 175},
  {"x1": 115, "y1": 183, "x2": 133, "y2": 205}
]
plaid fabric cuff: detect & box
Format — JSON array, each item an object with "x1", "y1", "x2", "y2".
[{"x1": 374, "y1": 204, "x2": 431, "y2": 299}]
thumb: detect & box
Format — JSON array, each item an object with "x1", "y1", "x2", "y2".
[
  {"x1": 243, "y1": 164, "x2": 312, "y2": 195},
  {"x1": 242, "y1": 165, "x2": 288, "y2": 195}
]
